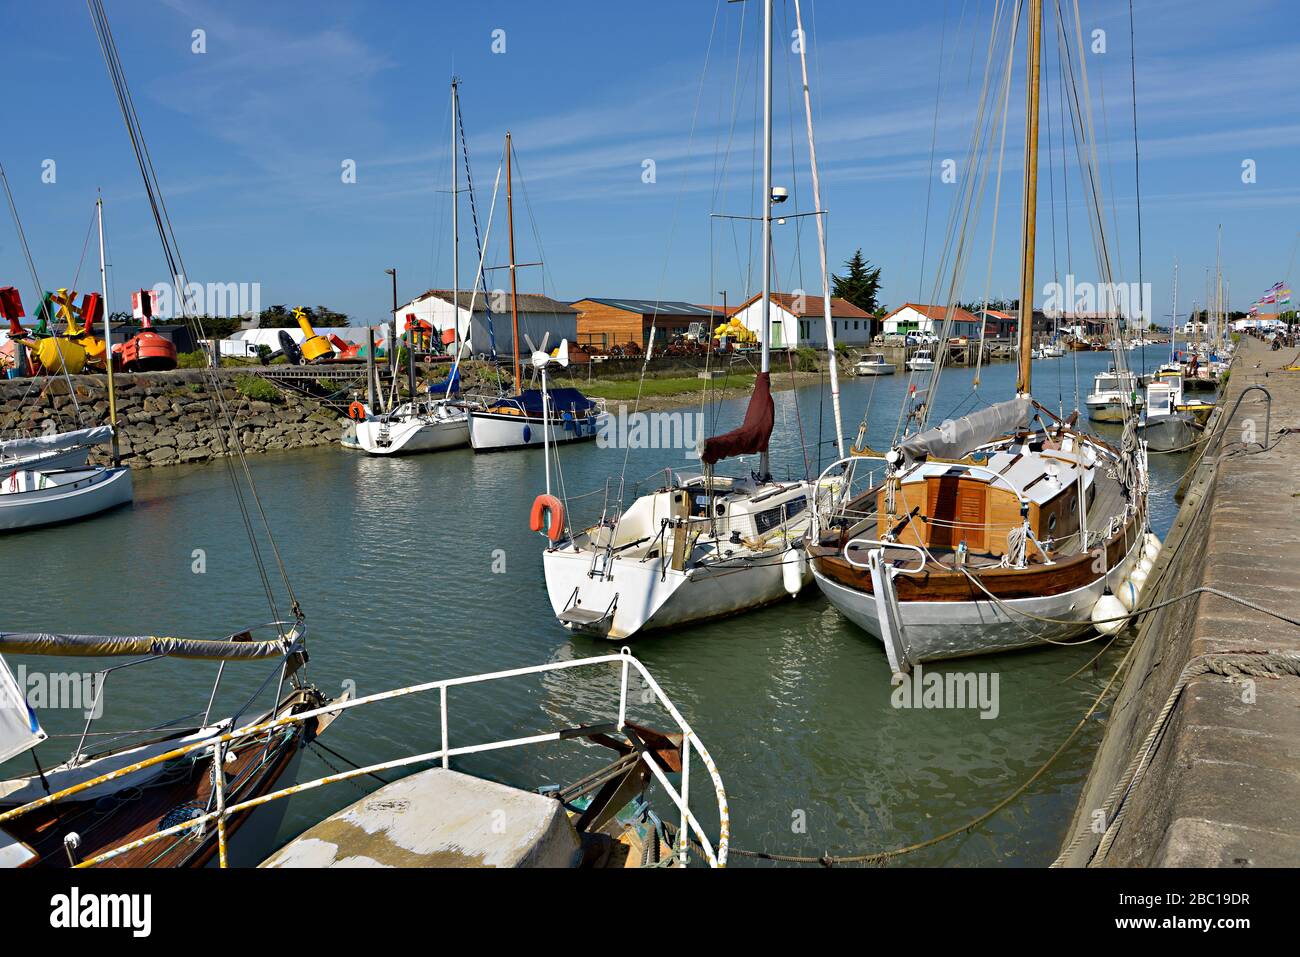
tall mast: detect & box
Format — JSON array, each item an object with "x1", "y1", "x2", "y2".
[
  {"x1": 1015, "y1": 0, "x2": 1043, "y2": 397},
  {"x1": 451, "y1": 78, "x2": 461, "y2": 357},
  {"x1": 96, "y1": 193, "x2": 119, "y2": 465},
  {"x1": 793, "y1": 0, "x2": 844, "y2": 459},
  {"x1": 1170, "y1": 260, "x2": 1178, "y2": 363},
  {"x1": 758, "y1": 0, "x2": 773, "y2": 478},
  {"x1": 506, "y1": 131, "x2": 522, "y2": 390}
]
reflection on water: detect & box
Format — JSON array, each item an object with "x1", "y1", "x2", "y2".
[{"x1": 0, "y1": 350, "x2": 1194, "y2": 865}]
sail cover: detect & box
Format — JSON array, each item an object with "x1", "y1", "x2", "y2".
[
  {"x1": 0, "y1": 426, "x2": 113, "y2": 458},
  {"x1": 0, "y1": 654, "x2": 46, "y2": 763},
  {"x1": 0, "y1": 632, "x2": 289, "y2": 661},
  {"x1": 897, "y1": 396, "x2": 1032, "y2": 465},
  {"x1": 702, "y1": 371, "x2": 775, "y2": 465}
]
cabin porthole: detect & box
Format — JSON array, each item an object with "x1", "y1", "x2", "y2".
[{"x1": 1048, "y1": 513, "x2": 1058, "y2": 533}]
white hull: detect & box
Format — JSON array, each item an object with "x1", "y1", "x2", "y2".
[
  {"x1": 543, "y1": 544, "x2": 808, "y2": 639},
  {"x1": 469, "y1": 409, "x2": 606, "y2": 452},
  {"x1": 350, "y1": 412, "x2": 469, "y2": 455},
  {"x1": 1085, "y1": 396, "x2": 1139, "y2": 423},
  {"x1": 0, "y1": 466, "x2": 133, "y2": 532},
  {"x1": 905, "y1": 360, "x2": 934, "y2": 372},
  {"x1": 812, "y1": 535, "x2": 1142, "y2": 663}
]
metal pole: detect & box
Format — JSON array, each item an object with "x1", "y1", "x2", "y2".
[
  {"x1": 506, "y1": 132, "x2": 522, "y2": 391},
  {"x1": 793, "y1": 0, "x2": 845, "y2": 459},
  {"x1": 367, "y1": 325, "x2": 377, "y2": 409},
  {"x1": 452, "y1": 79, "x2": 461, "y2": 359},
  {"x1": 386, "y1": 267, "x2": 398, "y2": 411},
  {"x1": 96, "y1": 194, "x2": 120, "y2": 465},
  {"x1": 759, "y1": 0, "x2": 773, "y2": 480}
]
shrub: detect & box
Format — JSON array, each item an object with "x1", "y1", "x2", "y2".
[
  {"x1": 176, "y1": 350, "x2": 210, "y2": 368},
  {"x1": 234, "y1": 374, "x2": 282, "y2": 403}
]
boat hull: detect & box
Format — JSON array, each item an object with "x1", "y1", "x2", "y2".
[
  {"x1": 811, "y1": 534, "x2": 1142, "y2": 662},
  {"x1": 469, "y1": 409, "x2": 606, "y2": 452},
  {"x1": 1140, "y1": 413, "x2": 1201, "y2": 452},
  {"x1": 0, "y1": 466, "x2": 133, "y2": 532},
  {"x1": 543, "y1": 544, "x2": 808, "y2": 639},
  {"x1": 351, "y1": 413, "x2": 469, "y2": 455},
  {"x1": 854, "y1": 365, "x2": 895, "y2": 376}
]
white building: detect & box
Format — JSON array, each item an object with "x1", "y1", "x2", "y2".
[
  {"x1": 728, "y1": 293, "x2": 875, "y2": 348},
  {"x1": 220, "y1": 326, "x2": 382, "y2": 358},
  {"x1": 394, "y1": 289, "x2": 577, "y2": 360},
  {"x1": 880, "y1": 303, "x2": 983, "y2": 339}
]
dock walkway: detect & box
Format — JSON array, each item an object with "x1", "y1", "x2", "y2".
[{"x1": 1059, "y1": 336, "x2": 1300, "y2": 866}]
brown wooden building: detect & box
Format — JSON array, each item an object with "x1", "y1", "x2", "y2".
[{"x1": 572, "y1": 298, "x2": 719, "y2": 352}]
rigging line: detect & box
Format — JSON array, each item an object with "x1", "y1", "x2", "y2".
[
  {"x1": 87, "y1": 0, "x2": 290, "y2": 624},
  {"x1": 916, "y1": 0, "x2": 951, "y2": 304},
  {"x1": 0, "y1": 161, "x2": 46, "y2": 325},
  {"x1": 459, "y1": 112, "x2": 504, "y2": 389},
  {"x1": 1127, "y1": 0, "x2": 1146, "y2": 367},
  {"x1": 70, "y1": 206, "x2": 97, "y2": 293},
  {"x1": 1043, "y1": 2, "x2": 1063, "y2": 410}
]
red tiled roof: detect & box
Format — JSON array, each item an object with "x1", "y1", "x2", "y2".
[
  {"x1": 731, "y1": 292, "x2": 872, "y2": 318},
  {"x1": 883, "y1": 302, "x2": 981, "y2": 324}
]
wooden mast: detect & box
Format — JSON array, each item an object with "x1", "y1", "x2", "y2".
[
  {"x1": 506, "y1": 131, "x2": 522, "y2": 390},
  {"x1": 1015, "y1": 0, "x2": 1043, "y2": 397}
]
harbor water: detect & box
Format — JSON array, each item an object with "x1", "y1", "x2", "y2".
[{"x1": 1, "y1": 348, "x2": 1194, "y2": 865}]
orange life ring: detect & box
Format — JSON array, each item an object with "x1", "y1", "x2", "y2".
[
  {"x1": 348, "y1": 401, "x2": 367, "y2": 421},
  {"x1": 529, "y1": 494, "x2": 566, "y2": 542}
]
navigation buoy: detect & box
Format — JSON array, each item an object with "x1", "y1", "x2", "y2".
[
  {"x1": 1091, "y1": 591, "x2": 1128, "y2": 636},
  {"x1": 782, "y1": 548, "x2": 807, "y2": 596}
]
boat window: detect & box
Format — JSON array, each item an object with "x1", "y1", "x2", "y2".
[{"x1": 753, "y1": 495, "x2": 808, "y2": 535}]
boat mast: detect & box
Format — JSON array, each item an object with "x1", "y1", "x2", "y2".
[
  {"x1": 759, "y1": 0, "x2": 773, "y2": 478},
  {"x1": 96, "y1": 193, "x2": 119, "y2": 465},
  {"x1": 1170, "y1": 260, "x2": 1178, "y2": 364},
  {"x1": 451, "y1": 78, "x2": 461, "y2": 358},
  {"x1": 793, "y1": 0, "x2": 844, "y2": 459},
  {"x1": 1015, "y1": 0, "x2": 1043, "y2": 398},
  {"x1": 506, "y1": 131, "x2": 522, "y2": 390}
]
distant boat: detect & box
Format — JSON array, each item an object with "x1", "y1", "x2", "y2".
[
  {"x1": 1085, "y1": 368, "x2": 1142, "y2": 422},
  {"x1": 852, "y1": 352, "x2": 895, "y2": 376},
  {"x1": 1139, "y1": 371, "x2": 1202, "y2": 452},
  {"x1": 905, "y1": 349, "x2": 934, "y2": 371}
]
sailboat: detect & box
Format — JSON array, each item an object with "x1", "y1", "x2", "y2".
[
  {"x1": 538, "y1": 0, "x2": 831, "y2": 639},
  {"x1": 348, "y1": 80, "x2": 478, "y2": 457},
  {"x1": 807, "y1": 0, "x2": 1150, "y2": 667},
  {"x1": 466, "y1": 132, "x2": 607, "y2": 453},
  {"x1": 0, "y1": 198, "x2": 133, "y2": 532},
  {"x1": 0, "y1": 0, "x2": 344, "y2": 868}
]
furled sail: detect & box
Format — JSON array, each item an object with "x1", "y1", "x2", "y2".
[
  {"x1": 0, "y1": 632, "x2": 289, "y2": 660},
  {"x1": 701, "y1": 371, "x2": 775, "y2": 465},
  {"x1": 0, "y1": 426, "x2": 113, "y2": 458},
  {"x1": 897, "y1": 396, "x2": 1032, "y2": 465}
]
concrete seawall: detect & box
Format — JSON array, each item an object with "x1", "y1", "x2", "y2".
[
  {"x1": 1058, "y1": 337, "x2": 1300, "y2": 866},
  {"x1": 0, "y1": 370, "x2": 343, "y2": 468}
]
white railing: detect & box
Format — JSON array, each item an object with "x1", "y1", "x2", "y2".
[{"x1": 1, "y1": 651, "x2": 729, "y2": 869}]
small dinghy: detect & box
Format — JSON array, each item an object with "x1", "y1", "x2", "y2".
[{"x1": 0, "y1": 465, "x2": 133, "y2": 531}]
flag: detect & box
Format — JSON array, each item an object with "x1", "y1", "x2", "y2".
[
  {"x1": 1261, "y1": 293, "x2": 1277, "y2": 304},
  {"x1": 1270, "y1": 281, "x2": 1285, "y2": 291}
]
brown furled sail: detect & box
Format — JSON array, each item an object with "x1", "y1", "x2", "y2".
[{"x1": 701, "y1": 371, "x2": 775, "y2": 465}]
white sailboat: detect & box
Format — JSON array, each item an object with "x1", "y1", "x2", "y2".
[
  {"x1": 808, "y1": 0, "x2": 1150, "y2": 668},
  {"x1": 466, "y1": 132, "x2": 607, "y2": 453},
  {"x1": 539, "y1": 0, "x2": 831, "y2": 639},
  {"x1": 0, "y1": 198, "x2": 132, "y2": 532},
  {"x1": 1085, "y1": 368, "x2": 1143, "y2": 422}
]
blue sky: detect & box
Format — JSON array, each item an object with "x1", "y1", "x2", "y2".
[{"x1": 2, "y1": 0, "x2": 1297, "y2": 326}]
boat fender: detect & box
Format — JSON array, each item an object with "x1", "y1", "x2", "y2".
[
  {"x1": 1116, "y1": 578, "x2": 1140, "y2": 612},
  {"x1": 1142, "y1": 532, "x2": 1162, "y2": 563},
  {"x1": 348, "y1": 402, "x2": 367, "y2": 421},
  {"x1": 781, "y1": 547, "x2": 808, "y2": 596},
  {"x1": 1129, "y1": 565, "x2": 1150, "y2": 594},
  {"x1": 529, "y1": 494, "x2": 566, "y2": 542},
  {"x1": 1091, "y1": 591, "x2": 1128, "y2": 636}
]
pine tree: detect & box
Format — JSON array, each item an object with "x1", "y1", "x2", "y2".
[{"x1": 832, "y1": 250, "x2": 882, "y2": 313}]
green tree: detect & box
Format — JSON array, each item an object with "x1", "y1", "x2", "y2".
[{"x1": 832, "y1": 250, "x2": 882, "y2": 313}]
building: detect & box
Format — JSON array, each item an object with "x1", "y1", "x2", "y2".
[
  {"x1": 394, "y1": 289, "x2": 577, "y2": 360},
  {"x1": 975, "y1": 308, "x2": 1017, "y2": 339},
  {"x1": 880, "y1": 303, "x2": 983, "y2": 340},
  {"x1": 571, "y1": 298, "x2": 718, "y2": 352},
  {"x1": 728, "y1": 293, "x2": 875, "y2": 347}
]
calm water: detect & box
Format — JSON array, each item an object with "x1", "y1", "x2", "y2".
[{"x1": 2, "y1": 348, "x2": 1192, "y2": 866}]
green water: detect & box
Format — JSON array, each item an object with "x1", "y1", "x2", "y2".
[{"x1": 1, "y1": 349, "x2": 1193, "y2": 866}]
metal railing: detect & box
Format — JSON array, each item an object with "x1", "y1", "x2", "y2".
[{"x1": 0, "y1": 651, "x2": 729, "y2": 869}]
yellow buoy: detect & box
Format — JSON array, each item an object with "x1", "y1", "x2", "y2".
[
  {"x1": 36, "y1": 336, "x2": 87, "y2": 375},
  {"x1": 295, "y1": 308, "x2": 335, "y2": 363}
]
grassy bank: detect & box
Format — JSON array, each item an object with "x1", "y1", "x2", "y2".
[{"x1": 581, "y1": 373, "x2": 756, "y2": 401}]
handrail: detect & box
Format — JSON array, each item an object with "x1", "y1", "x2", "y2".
[
  {"x1": 843, "y1": 538, "x2": 927, "y2": 574},
  {"x1": 0, "y1": 651, "x2": 728, "y2": 869}
]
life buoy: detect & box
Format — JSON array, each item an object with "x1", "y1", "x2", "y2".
[
  {"x1": 348, "y1": 401, "x2": 367, "y2": 421},
  {"x1": 529, "y1": 493, "x2": 566, "y2": 542}
]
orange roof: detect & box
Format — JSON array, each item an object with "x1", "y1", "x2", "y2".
[
  {"x1": 731, "y1": 292, "x2": 872, "y2": 318},
  {"x1": 883, "y1": 302, "x2": 981, "y2": 324}
]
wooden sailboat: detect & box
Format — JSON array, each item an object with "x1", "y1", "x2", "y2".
[
  {"x1": 807, "y1": 0, "x2": 1150, "y2": 668},
  {"x1": 466, "y1": 132, "x2": 606, "y2": 452},
  {"x1": 0, "y1": 0, "x2": 345, "y2": 868}
]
